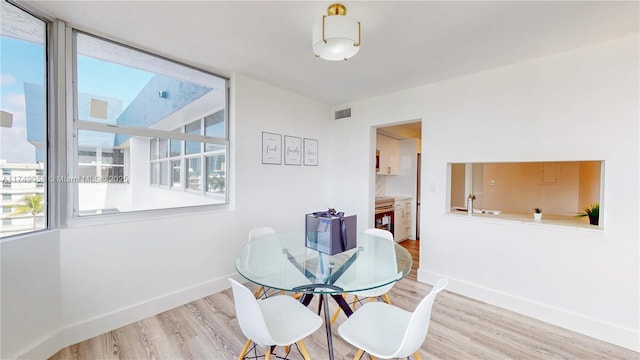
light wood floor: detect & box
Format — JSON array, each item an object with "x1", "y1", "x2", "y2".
[{"x1": 50, "y1": 240, "x2": 638, "y2": 360}]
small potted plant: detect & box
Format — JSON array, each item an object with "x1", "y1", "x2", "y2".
[
  {"x1": 576, "y1": 202, "x2": 599, "y2": 225},
  {"x1": 533, "y1": 207, "x2": 542, "y2": 221}
]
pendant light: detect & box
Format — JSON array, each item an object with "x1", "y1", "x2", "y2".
[{"x1": 312, "y1": 3, "x2": 361, "y2": 61}]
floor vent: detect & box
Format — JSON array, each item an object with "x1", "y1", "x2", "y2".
[{"x1": 334, "y1": 107, "x2": 351, "y2": 120}]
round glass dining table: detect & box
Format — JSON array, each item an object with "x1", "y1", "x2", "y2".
[{"x1": 235, "y1": 231, "x2": 412, "y2": 360}]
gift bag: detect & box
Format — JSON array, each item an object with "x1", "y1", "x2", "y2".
[{"x1": 305, "y1": 209, "x2": 357, "y2": 255}]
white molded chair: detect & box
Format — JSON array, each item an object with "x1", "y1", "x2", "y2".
[
  {"x1": 338, "y1": 278, "x2": 448, "y2": 360},
  {"x1": 229, "y1": 278, "x2": 323, "y2": 360},
  {"x1": 331, "y1": 228, "x2": 397, "y2": 323},
  {"x1": 249, "y1": 226, "x2": 276, "y2": 241},
  {"x1": 247, "y1": 226, "x2": 307, "y2": 299}
]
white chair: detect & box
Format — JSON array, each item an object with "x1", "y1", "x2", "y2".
[
  {"x1": 338, "y1": 279, "x2": 448, "y2": 360},
  {"x1": 229, "y1": 278, "x2": 323, "y2": 360},
  {"x1": 247, "y1": 226, "x2": 308, "y2": 300},
  {"x1": 249, "y1": 226, "x2": 276, "y2": 241},
  {"x1": 331, "y1": 228, "x2": 397, "y2": 323}
]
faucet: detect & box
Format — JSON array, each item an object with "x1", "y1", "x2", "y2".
[{"x1": 467, "y1": 194, "x2": 476, "y2": 215}]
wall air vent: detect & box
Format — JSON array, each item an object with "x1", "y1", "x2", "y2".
[{"x1": 334, "y1": 107, "x2": 352, "y2": 120}]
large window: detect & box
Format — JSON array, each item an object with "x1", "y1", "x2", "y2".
[
  {"x1": 1, "y1": 6, "x2": 232, "y2": 231},
  {"x1": 0, "y1": 2, "x2": 48, "y2": 238},
  {"x1": 73, "y1": 31, "x2": 228, "y2": 216}
]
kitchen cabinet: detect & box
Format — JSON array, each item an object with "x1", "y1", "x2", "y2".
[
  {"x1": 376, "y1": 134, "x2": 400, "y2": 175},
  {"x1": 394, "y1": 197, "x2": 412, "y2": 241}
]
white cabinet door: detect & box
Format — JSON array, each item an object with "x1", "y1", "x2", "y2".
[
  {"x1": 394, "y1": 209, "x2": 403, "y2": 240},
  {"x1": 394, "y1": 198, "x2": 412, "y2": 241},
  {"x1": 388, "y1": 138, "x2": 400, "y2": 175},
  {"x1": 377, "y1": 134, "x2": 400, "y2": 175}
]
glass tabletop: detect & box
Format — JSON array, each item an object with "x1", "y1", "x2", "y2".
[{"x1": 235, "y1": 231, "x2": 413, "y2": 294}]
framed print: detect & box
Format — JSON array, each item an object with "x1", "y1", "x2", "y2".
[
  {"x1": 284, "y1": 136, "x2": 302, "y2": 165},
  {"x1": 303, "y1": 138, "x2": 318, "y2": 166},
  {"x1": 262, "y1": 132, "x2": 282, "y2": 165}
]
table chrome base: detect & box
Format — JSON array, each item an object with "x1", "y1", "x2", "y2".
[{"x1": 294, "y1": 284, "x2": 354, "y2": 360}]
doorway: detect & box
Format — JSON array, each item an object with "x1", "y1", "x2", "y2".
[{"x1": 374, "y1": 120, "x2": 422, "y2": 252}]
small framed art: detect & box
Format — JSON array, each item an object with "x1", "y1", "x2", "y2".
[
  {"x1": 284, "y1": 136, "x2": 302, "y2": 165},
  {"x1": 262, "y1": 132, "x2": 282, "y2": 165},
  {"x1": 303, "y1": 138, "x2": 318, "y2": 166}
]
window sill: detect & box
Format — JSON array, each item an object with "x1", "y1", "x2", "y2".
[
  {"x1": 65, "y1": 202, "x2": 232, "y2": 229},
  {"x1": 446, "y1": 210, "x2": 603, "y2": 231}
]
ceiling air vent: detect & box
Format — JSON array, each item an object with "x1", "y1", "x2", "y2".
[{"x1": 334, "y1": 107, "x2": 352, "y2": 120}]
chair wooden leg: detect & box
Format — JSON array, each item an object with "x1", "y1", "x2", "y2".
[
  {"x1": 265, "y1": 347, "x2": 271, "y2": 360},
  {"x1": 382, "y1": 293, "x2": 391, "y2": 304},
  {"x1": 354, "y1": 348, "x2": 364, "y2": 360},
  {"x1": 412, "y1": 351, "x2": 422, "y2": 360},
  {"x1": 331, "y1": 306, "x2": 342, "y2": 324},
  {"x1": 297, "y1": 340, "x2": 312, "y2": 360},
  {"x1": 284, "y1": 345, "x2": 290, "y2": 354},
  {"x1": 253, "y1": 286, "x2": 264, "y2": 298},
  {"x1": 292, "y1": 292, "x2": 303, "y2": 299},
  {"x1": 351, "y1": 295, "x2": 359, "y2": 309},
  {"x1": 369, "y1": 297, "x2": 376, "y2": 302},
  {"x1": 238, "y1": 339, "x2": 252, "y2": 360}
]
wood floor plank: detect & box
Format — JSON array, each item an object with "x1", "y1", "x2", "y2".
[{"x1": 49, "y1": 240, "x2": 639, "y2": 360}]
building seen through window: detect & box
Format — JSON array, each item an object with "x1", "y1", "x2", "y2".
[
  {"x1": 70, "y1": 32, "x2": 228, "y2": 216},
  {"x1": 0, "y1": 2, "x2": 47, "y2": 237}
]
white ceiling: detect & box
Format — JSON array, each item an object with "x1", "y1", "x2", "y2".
[{"x1": 29, "y1": 1, "x2": 639, "y2": 106}]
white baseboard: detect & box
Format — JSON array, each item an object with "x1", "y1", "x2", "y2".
[
  {"x1": 17, "y1": 273, "x2": 242, "y2": 360},
  {"x1": 12, "y1": 331, "x2": 65, "y2": 360},
  {"x1": 418, "y1": 268, "x2": 639, "y2": 352}
]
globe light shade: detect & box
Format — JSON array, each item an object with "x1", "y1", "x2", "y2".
[{"x1": 312, "y1": 8, "x2": 360, "y2": 61}]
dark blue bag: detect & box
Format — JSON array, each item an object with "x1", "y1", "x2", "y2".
[{"x1": 305, "y1": 208, "x2": 357, "y2": 255}]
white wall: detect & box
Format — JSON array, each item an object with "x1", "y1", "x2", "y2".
[
  {"x1": 1, "y1": 73, "x2": 332, "y2": 359},
  {"x1": 1, "y1": 231, "x2": 62, "y2": 359},
  {"x1": 329, "y1": 36, "x2": 639, "y2": 350}
]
